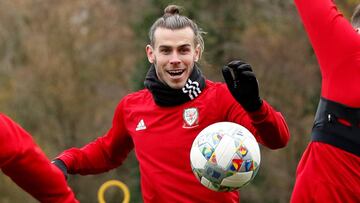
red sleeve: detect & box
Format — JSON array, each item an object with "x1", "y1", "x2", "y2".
[
  {"x1": 294, "y1": 0, "x2": 360, "y2": 106},
  {"x1": 217, "y1": 84, "x2": 290, "y2": 149},
  {"x1": 294, "y1": 0, "x2": 359, "y2": 72},
  {"x1": 246, "y1": 100, "x2": 290, "y2": 149},
  {"x1": 57, "y1": 99, "x2": 134, "y2": 175},
  {"x1": 0, "y1": 114, "x2": 78, "y2": 203}
]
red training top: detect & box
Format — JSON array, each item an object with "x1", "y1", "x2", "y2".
[{"x1": 58, "y1": 80, "x2": 290, "y2": 203}]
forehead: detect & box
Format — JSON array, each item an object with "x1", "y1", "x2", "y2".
[{"x1": 153, "y1": 27, "x2": 195, "y2": 48}]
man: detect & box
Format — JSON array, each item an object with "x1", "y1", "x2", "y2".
[
  {"x1": 0, "y1": 114, "x2": 78, "y2": 203},
  {"x1": 53, "y1": 5, "x2": 290, "y2": 203},
  {"x1": 291, "y1": 1, "x2": 360, "y2": 202}
]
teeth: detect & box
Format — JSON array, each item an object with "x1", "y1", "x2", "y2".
[
  {"x1": 169, "y1": 70, "x2": 183, "y2": 73},
  {"x1": 168, "y1": 70, "x2": 184, "y2": 76}
]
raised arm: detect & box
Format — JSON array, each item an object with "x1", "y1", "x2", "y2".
[
  {"x1": 294, "y1": 0, "x2": 360, "y2": 73},
  {"x1": 221, "y1": 60, "x2": 290, "y2": 149},
  {"x1": 217, "y1": 84, "x2": 290, "y2": 150},
  {"x1": 295, "y1": 0, "x2": 360, "y2": 106}
]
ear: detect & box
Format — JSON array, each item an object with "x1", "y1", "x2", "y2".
[
  {"x1": 146, "y1": 45, "x2": 155, "y2": 63},
  {"x1": 194, "y1": 44, "x2": 201, "y2": 62}
]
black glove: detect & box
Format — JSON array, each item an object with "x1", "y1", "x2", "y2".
[
  {"x1": 52, "y1": 159, "x2": 68, "y2": 180},
  {"x1": 222, "y1": 60, "x2": 263, "y2": 112}
]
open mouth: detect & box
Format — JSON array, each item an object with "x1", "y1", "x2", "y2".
[{"x1": 167, "y1": 69, "x2": 185, "y2": 77}]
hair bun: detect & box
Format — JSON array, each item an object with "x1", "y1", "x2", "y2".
[{"x1": 164, "y1": 5, "x2": 182, "y2": 15}]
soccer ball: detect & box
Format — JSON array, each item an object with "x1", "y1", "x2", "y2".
[{"x1": 190, "y1": 122, "x2": 261, "y2": 192}]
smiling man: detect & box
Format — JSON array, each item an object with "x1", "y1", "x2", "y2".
[
  {"x1": 146, "y1": 27, "x2": 200, "y2": 89},
  {"x1": 53, "y1": 5, "x2": 290, "y2": 203}
]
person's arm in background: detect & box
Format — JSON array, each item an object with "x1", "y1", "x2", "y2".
[
  {"x1": 54, "y1": 99, "x2": 133, "y2": 176},
  {"x1": 294, "y1": 0, "x2": 360, "y2": 74},
  {"x1": 294, "y1": 0, "x2": 360, "y2": 107},
  {"x1": 0, "y1": 114, "x2": 78, "y2": 203}
]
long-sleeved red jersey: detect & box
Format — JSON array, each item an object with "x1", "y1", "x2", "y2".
[
  {"x1": 57, "y1": 80, "x2": 290, "y2": 203},
  {"x1": 291, "y1": 0, "x2": 360, "y2": 202},
  {"x1": 0, "y1": 114, "x2": 78, "y2": 203}
]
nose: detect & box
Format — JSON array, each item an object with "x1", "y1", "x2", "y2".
[{"x1": 169, "y1": 52, "x2": 181, "y2": 65}]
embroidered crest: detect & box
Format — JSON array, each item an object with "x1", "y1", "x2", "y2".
[{"x1": 183, "y1": 107, "x2": 199, "y2": 128}]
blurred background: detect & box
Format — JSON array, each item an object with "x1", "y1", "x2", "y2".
[{"x1": 0, "y1": 0, "x2": 357, "y2": 202}]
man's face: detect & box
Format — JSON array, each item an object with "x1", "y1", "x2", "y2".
[{"x1": 146, "y1": 27, "x2": 201, "y2": 89}]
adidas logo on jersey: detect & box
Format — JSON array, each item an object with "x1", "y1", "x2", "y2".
[{"x1": 136, "y1": 119, "x2": 146, "y2": 131}]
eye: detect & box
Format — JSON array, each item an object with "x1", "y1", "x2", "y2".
[
  {"x1": 160, "y1": 48, "x2": 171, "y2": 55},
  {"x1": 179, "y1": 47, "x2": 191, "y2": 54}
]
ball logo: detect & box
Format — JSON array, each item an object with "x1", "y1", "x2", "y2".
[{"x1": 183, "y1": 107, "x2": 199, "y2": 128}]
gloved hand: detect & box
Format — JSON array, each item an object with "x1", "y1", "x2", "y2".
[
  {"x1": 52, "y1": 159, "x2": 68, "y2": 180},
  {"x1": 222, "y1": 60, "x2": 263, "y2": 112}
]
